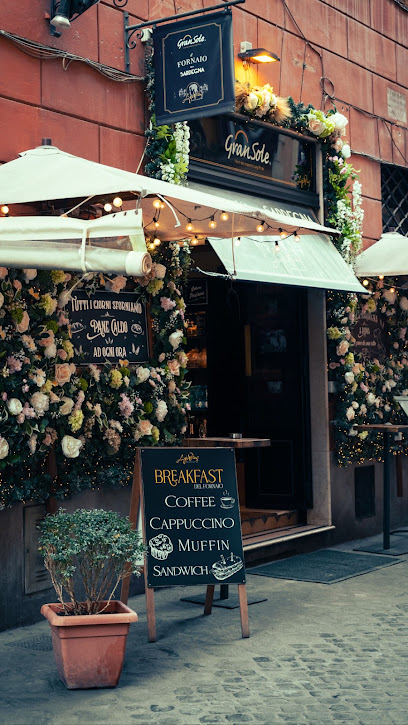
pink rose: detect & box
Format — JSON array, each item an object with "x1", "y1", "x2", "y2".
[
  {"x1": 138, "y1": 419, "x2": 153, "y2": 437},
  {"x1": 55, "y1": 363, "x2": 73, "y2": 386},
  {"x1": 167, "y1": 359, "x2": 180, "y2": 376},
  {"x1": 58, "y1": 348, "x2": 68, "y2": 360},
  {"x1": 13, "y1": 279, "x2": 22, "y2": 290},
  {"x1": 109, "y1": 276, "x2": 127, "y2": 293},
  {"x1": 160, "y1": 297, "x2": 176, "y2": 312},
  {"x1": 0, "y1": 268, "x2": 8, "y2": 279},
  {"x1": 336, "y1": 340, "x2": 349, "y2": 356},
  {"x1": 16, "y1": 311, "x2": 30, "y2": 334}
]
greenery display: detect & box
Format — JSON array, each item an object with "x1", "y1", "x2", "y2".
[
  {"x1": 38, "y1": 508, "x2": 146, "y2": 615},
  {"x1": 147, "y1": 75, "x2": 408, "y2": 466},
  {"x1": 0, "y1": 242, "x2": 191, "y2": 508}
]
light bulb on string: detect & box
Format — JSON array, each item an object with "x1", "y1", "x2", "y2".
[
  {"x1": 153, "y1": 236, "x2": 161, "y2": 247},
  {"x1": 256, "y1": 221, "x2": 265, "y2": 233},
  {"x1": 154, "y1": 218, "x2": 160, "y2": 228},
  {"x1": 192, "y1": 236, "x2": 198, "y2": 245},
  {"x1": 279, "y1": 228, "x2": 287, "y2": 239},
  {"x1": 153, "y1": 199, "x2": 161, "y2": 209},
  {"x1": 379, "y1": 275, "x2": 384, "y2": 280},
  {"x1": 390, "y1": 287, "x2": 395, "y2": 293},
  {"x1": 104, "y1": 202, "x2": 112, "y2": 213},
  {"x1": 220, "y1": 211, "x2": 229, "y2": 222},
  {"x1": 113, "y1": 197, "x2": 122, "y2": 208},
  {"x1": 275, "y1": 240, "x2": 280, "y2": 252},
  {"x1": 235, "y1": 237, "x2": 241, "y2": 247},
  {"x1": 186, "y1": 219, "x2": 194, "y2": 233},
  {"x1": 1, "y1": 205, "x2": 9, "y2": 215},
  {"x1": 294, "y1": 233, "x2": 300, "y2": 242},
  {"x1": 209, "y1": 216, "x2": 217, "y2": 229},
  {"x1": 362, "y1": 279, "x2": 369, "y2": 287}
]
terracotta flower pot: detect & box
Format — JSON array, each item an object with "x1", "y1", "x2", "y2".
[{"x1": 41, "y1": 600, "x2": 138, "y2": 689}]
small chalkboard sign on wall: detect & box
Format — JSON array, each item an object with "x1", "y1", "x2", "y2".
[
  {"x1": 350, "y1": 309, "x2": 389, "y2": 363},
  {"x1": 69, "y1": 290, "x2": 149, "y2": 365},
  {"x1": 141, "y1": 447, "x2": 245, "y2": 588}
]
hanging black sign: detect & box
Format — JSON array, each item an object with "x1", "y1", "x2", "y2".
[
  {"x1": 185, "y1": 279, "x2": 208, "y2": 306},
  {"x1": 153, "y1": 11, "x2": 235, "y2": 126},
  {"x1": 141, "y1": 447, "x2": 246, "y2": 587},
  {"x1": 350, "y1": 309, "x2": 389, "y2": 363},
  {"x1": 69, "y1": 290, "x2": 149, "y2": 365}
]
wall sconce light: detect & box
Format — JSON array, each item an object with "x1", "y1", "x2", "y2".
[
  {"x1": 49, "y1": 0, "x2": 100, "y2": 36},
  {"x1": 238, "y1": 41, "x2": 280, "y2": 68}
]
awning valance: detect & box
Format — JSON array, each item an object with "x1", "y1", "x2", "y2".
[{"x1": 208, "y1": 234, "x2": 367, "y2": 293}]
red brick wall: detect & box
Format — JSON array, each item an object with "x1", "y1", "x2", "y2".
[{"x1": 0, "y1": 0, "x2": 407, "y2": 247}]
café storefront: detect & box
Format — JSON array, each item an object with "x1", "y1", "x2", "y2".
[{"x1": 180, "y1": 113, "x2": 365, "y2": 555}]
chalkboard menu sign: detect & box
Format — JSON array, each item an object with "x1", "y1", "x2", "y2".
[
  {"x1": 153, "y1": 11, "x2": 235, "y2": 125},
  {"x1": 141, "y1": 447, "x2": 245, "y2": 588},
  {"x1": 350, "y1": 309, "x2": 389, "y2": 362},
  {"x1": 69, "y1": 290, "x2": 149, "y2": 365}
]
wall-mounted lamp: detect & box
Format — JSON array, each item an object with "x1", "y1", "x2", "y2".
[
  {"x1": 49, "y1": 0, "x2": 100, "y2": 36},
  {"x1": 238, "y1": 41, "x2": 280, "y2": 69}
]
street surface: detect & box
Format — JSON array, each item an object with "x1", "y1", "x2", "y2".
[{"x1": 0, "y1": 535, "x2": 407, "y2": 725}]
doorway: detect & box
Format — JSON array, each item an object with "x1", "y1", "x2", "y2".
[{"x1": 206, "y1": 279, "x2": 312, "y2": 513}]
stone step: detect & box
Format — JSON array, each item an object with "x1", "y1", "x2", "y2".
[{"x1": 240, "y1": 508, "x2": 299, "y2": 536}]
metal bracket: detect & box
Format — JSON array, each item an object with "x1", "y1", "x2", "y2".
[{"x1": 123, "y1": 0, "x2": 245, "y2": 73}]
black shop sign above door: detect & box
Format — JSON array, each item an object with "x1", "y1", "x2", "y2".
[
  {"x1": 153, "y1": 10, "x2": 235, "y2": 125},
  {"x1": 69, "y1": 290, "x2": 149, "y2": 365}
]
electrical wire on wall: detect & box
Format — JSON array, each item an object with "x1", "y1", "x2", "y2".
[{"x1": 0, "y1": 30, "x2": 144, "y2": 82}]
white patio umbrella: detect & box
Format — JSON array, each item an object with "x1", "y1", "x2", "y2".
[
  {"x1": 0, "y1": 144, "x2": 338, "y2": 239},
  {"x1": 354, "y1": 231, "x2": 408, "y2": 277}
]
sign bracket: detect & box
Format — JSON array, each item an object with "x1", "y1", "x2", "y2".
[{"x1": 123, "y1": 0, "x2": 245, "y2": 73}]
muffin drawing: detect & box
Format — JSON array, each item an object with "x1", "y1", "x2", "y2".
[{"x1": 149, "y1": 534, "x2": 173, "y2": 560}]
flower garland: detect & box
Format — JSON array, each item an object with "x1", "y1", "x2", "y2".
[
  {"x1": 144, "y1": 45, "x2": 190, "y2": 185},
  {"x1": 145, "y1": 72, "x2": 408, "y2": 466},
  {"x1": 0, "y1": 243, "x2": 191, "y2": 508}
]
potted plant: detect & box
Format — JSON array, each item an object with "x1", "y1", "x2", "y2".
[{"x1": 39, "y1": 507, "x2": 146, "y2": 689}]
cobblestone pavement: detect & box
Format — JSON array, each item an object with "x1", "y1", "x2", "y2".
[{"x1": 0, "y1": 536, "x2": 407, "y2": 725}]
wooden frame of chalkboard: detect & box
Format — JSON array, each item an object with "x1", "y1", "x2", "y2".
[{"x1": 120, "y1": 448, "x2": 249, "y2": 641}]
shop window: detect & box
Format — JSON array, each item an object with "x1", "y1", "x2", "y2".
[
  {"x1": 381, "y1": 164, "x2": 408, "y2": 235},
  {"x1": 354, "y1": 466, "x2": 376, "y2": 519}
]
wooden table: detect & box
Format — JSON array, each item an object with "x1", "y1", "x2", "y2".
[{"x1": 353, "y1": 425, "x2": 408, "y2": 550}]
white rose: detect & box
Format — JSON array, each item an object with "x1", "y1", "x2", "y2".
[
  {"x1": 44, "y1": 343, "x2": 57, "y2": 359},
  {"x1": 333, "y1": 137, "x2": 343, "y2": 152},
  {"x1": 156, "y1": 400, "x2": 168, "y2": 422},
  {"x1": 154, "y1": 263, "x2": 166, "y2": 280},
  {"x1": 349, "y1": 428, "x2": 358, "y2": 436},
  {"x1": 366, "y1": 392, "x2": 376, "y2": 405},
  {"x1": 344, "y1": 372, "x2": 355, "y2": 384},
  {"x1": 383, "y1": 289, "x2": 396, "y2": 304},
  {"x1": 60, "y1": 397, "x2": 74, "y2": 416},
  {"x1": 136, "y1": 367, "x2": 150, "y2": 383},
  {"x1": 29, "y1": 434, "x2": 37, "y2": 455},
  {"x1": 244, "y1": 92, "x2": 258, "y2": 111},
  {"x1": 30, "y1": 392, "x2": 50, "y2": 416},
  {"x1": 169, "y1": 330, "x2": 183, "y2": 350},
  {"x1": 346, "y1": 406, "x2": 355, "y2": 421},
  {"x1": 7, "y1": 398, "x2": 23, "y2": 415},
  {"x1": 307, "y1": 114, "x2": 326, "y2": 136},
  {"x1": 341, "y1": 143, "x2": 351, "y2": 159},
  {"x1": 61, "y1": 435, "x2": 82, "y2": 458},
  {"x1": 23, "y1": 269, "x2": 37, "y2": 283},
  {"x1": 330, "y1": 112, "x2": 348, "y2": 134},
  {"x1": 0, "y1": 437, "x2": 9, "y2": 459}
]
